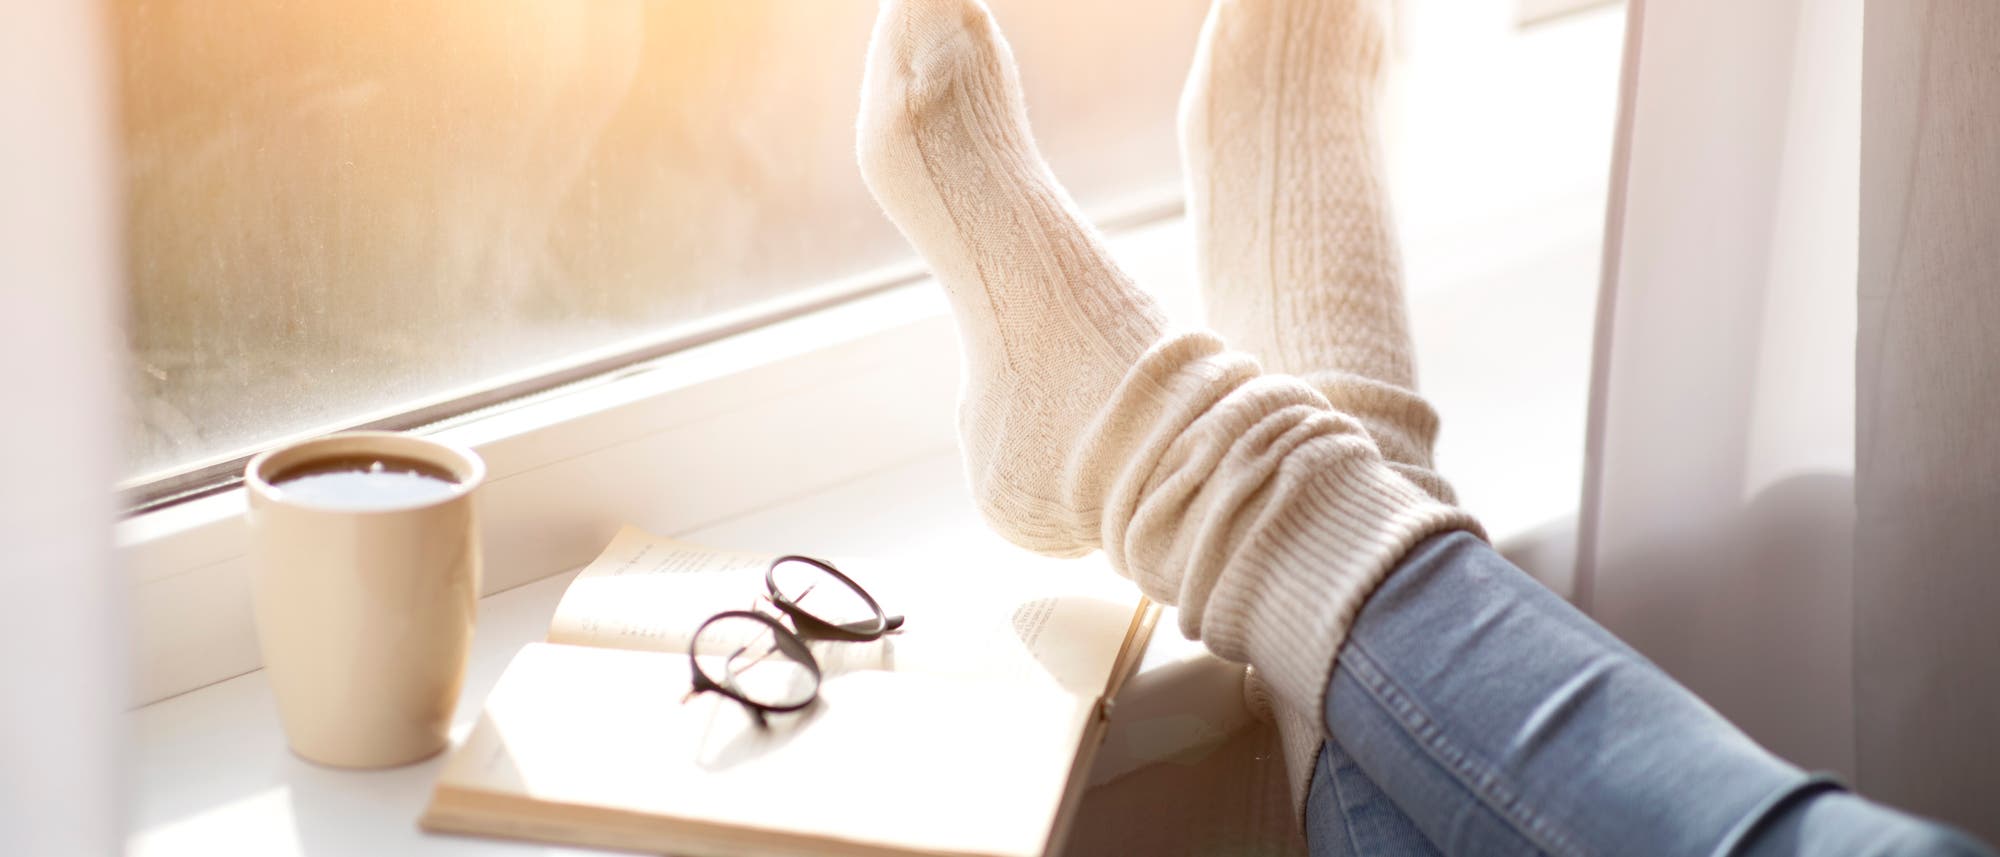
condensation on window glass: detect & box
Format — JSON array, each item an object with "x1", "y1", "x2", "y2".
[{"x1": 117, "y1": 1, "x2": 1207, "y2": 482}]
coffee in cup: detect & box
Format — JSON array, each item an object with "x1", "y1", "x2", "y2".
[{"x1": 244, "y1": 431, "x2": 485, "y2": 768}]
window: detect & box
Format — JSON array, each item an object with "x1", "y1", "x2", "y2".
[
  {"x1": 106, "y1": 0, "x2": 1628, "y2": 703},
  {"x1": 116, "y1": 1, "x2": 1211, "y2": 499}
]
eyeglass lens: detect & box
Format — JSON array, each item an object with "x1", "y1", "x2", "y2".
[
  {"x1": 768, "y1": 557, "x2": 879, "y2": 631},
  {"x1": 688, "y1": 613, "x2": 818, "y2": 710}
]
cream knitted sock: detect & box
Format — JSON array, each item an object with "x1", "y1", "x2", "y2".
[
  {"x1": 1180, "y1": 0, "x2": 1454, "y2": 506},
  {"x1": 860, "y1": 0, "x2": 1479, "y2": 732},
  {"x1": 1182, "y1": 0, "x2": 1464, "y2": 818},
  {"x1": 857, "y1": 0, "x2": 1168, "y2": 556}
]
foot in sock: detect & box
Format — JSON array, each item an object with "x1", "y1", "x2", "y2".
[
  {"x1": 1181, "y1": 0, "x2": 1463, "y2": 815},
  {"x1": 1181, "y1": 0, "x2": 1456, "y2": 504},
  {"x1": 857, "y1": 0, "x2": 1171, "y2": 556},
  {"x1": 858, "y1": 0, "x2": 1479, "y2": 726}
]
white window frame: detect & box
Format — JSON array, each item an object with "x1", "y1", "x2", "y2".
[{"x1": 118, "y1": 260, "x2": 932, "y2": 512}]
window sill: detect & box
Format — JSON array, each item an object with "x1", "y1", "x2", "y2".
[{"x1": 129, "y1": 451, "x2": 1288, "y2": 856}]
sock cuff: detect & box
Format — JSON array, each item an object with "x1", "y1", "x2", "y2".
[
  {"x1": 1239, "y1": 459, "x2": 1481, "y2": 831},
  {"x1": 1211, "y1": 453, "x2": 1482, "y2": 718},
  {"x1": 1088, "y1": 334, "x2": 1482, "y2": 719}
]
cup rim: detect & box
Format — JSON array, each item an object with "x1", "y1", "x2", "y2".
[{"x1": 244, "y1": 431, "x2": 486, "y2": 514}]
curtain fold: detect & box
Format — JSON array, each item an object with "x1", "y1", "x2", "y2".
[
  {"x1": 1855, "y1": 0, "x2": 2000, "y2": 842},
  {"x1": 1580, "y1": 0, "x2": 1861, "y2": 776},
  {"x1": 1588, "y1": 0, "x2": 1999, "y2": 839}
]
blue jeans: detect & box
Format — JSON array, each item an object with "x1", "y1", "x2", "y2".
[{"x1": 1303, "y1": 531, "x2": 1996, "y2": 857}]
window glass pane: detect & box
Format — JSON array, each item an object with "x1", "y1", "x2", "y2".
[{"x1": 117, "y1": 1, "x2": 1207, "y2": 483}]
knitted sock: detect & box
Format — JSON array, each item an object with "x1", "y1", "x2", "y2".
[
  {"x1": 1180, "y1": 0, "x2": 1454, "y2": 506},
  {"x1": 857, "y1": 0, "x2": 1168, "y2": 556},
  {"x1": 1181, "y1": 0, "x2": 1462, "y2": 819},
  {"x1": 860, "y1": 0, "x2": 1479, "y2": 731}
]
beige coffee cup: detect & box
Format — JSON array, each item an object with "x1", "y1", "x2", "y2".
[{"x1": 245, "y1": 431, "x2": 485, "y2": 768}]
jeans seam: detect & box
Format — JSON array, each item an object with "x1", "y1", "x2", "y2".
[{"x1": 1342, "y1": 637, "x2": 1589, "y2": 857}]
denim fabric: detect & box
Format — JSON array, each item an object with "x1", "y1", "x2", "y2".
[
  {"x1": 1302, "y1": 531, "x2": 1996, "y2": 857},
  {"x1": 1307, "y1": 733, "x2": 1443, "y2": 857},
  {"x1": 1727, "y1": 785, "x2": 1997, "y2": 857}
]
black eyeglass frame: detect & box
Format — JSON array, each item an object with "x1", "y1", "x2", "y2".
[
  {"x1": 684, "y1": 555, "x2": 904, "y2": 726},
  {"x1": 764, "y1": 554, "x2": 906, "y2": 642},
  {"x1": 687, "y1": 609, "x2": 824, "y2": 724}
]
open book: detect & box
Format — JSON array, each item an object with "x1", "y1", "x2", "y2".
[{"x1": 421, "y1": 526, "x2": 1159, "y2": 857}]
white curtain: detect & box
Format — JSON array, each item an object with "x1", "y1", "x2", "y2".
[
  {"x1": 1584, "y1": 0, "x2": 1998, "y2": 841},
  {"x1": 0, "y1": 3, "x2": 128, "y2": 855},
  {"x1": 1854, "y1": 0, "x2": 2000, "y2": 842},
  {"x1": 1581, "y1": 0, "x2": 1862, "y2": 775}
]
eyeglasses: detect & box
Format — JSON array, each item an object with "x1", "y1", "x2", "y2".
[{"x1": 685, "y1": 555, "x2": 904, "y2": 726}]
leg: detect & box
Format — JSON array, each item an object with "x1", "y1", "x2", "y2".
[
  {"x1": 1734, "y1": 788, "x2": 1996, "y2": 857},
  {"x1": 1327, "y1": 531, "x2": 1997, "y2": 857},
  {"x1": 858, "y1": 0, "x2": 1476, "y2": 729},
  {"x1": 1308, "y1": 734, "x2": 1445, "y2": 857},
  {"x1": 1181, "y1": 0, "x2": 1453, "y2": 503},
  {"x1": 1257, "y1": 663, "x2": 1442, "y2": 853},
  {"x1": 1182, "y1": 0, "x2": 1460, "y2": 822},
  {"x1": 860, "y1": 2, "x2": 1472, "y2": 849},
  {"x1": 853, "y1": 6, "x2": 1990, "y2": 854}
]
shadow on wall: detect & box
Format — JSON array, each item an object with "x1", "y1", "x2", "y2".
[{"x1": 1593, "y1": 472, "x2": 1855, "y2": 776}]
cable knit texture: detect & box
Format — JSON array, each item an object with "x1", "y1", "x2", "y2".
[
  {"x1": 1182, "y1": 0, "x2": 1454, "y2": 506},
  {"x1": 857, "y1": 0, "x2": 1480, "y2": 745},
  {"x1": 1183, "y1": 0, "x2": 1473, "y2": 817}
]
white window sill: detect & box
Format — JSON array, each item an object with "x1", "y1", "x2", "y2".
[{"x1": 130, "y1": 450, "x2": 1295, "y2": 856}]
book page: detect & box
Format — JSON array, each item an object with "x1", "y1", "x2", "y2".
[
  {"x1": 427, "y1": 643, "x2": 1087, "y2": 857},
  {"x1": 547, "y1": 526, "x2": 772, "y2": 654},
  {"x1": 547, "y1": 526, "x2": 1147, "y2": 697}
]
